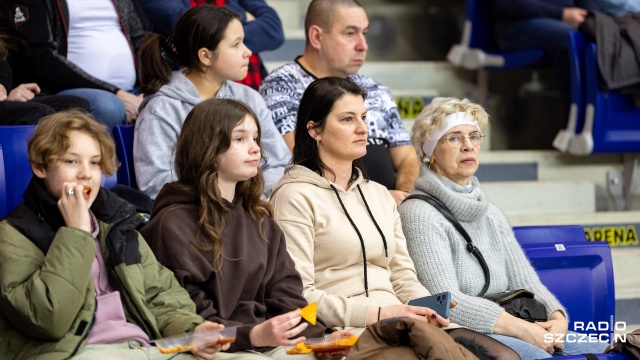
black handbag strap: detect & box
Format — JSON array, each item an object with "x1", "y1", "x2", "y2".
[{"x1": 405, "y1": 194, "x2": 491, "y2": 297}]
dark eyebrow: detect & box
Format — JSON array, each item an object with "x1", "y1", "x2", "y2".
[{"x1": 344, "y1": 25, "x2": 367, "y2": 32}]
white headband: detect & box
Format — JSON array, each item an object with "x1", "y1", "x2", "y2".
[{"x1": 422, "y1": 112, "x2": 481, "y2": 159}]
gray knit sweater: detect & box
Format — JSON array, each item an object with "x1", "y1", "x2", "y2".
[{"x1": 398, "y1": 165, "x2": 566, "y2": 334}]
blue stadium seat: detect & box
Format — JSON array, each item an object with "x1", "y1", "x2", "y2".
[
  {"x1": 554, "y1": 31, "x2": 587, "y2": 152},
  {"x1": 565, "y1": 33, "x2": 640, "y2": 155},
  {"x1": 0, "y1": 145, "x2": 6, "y2": 218},
  {"x1": 0, "y1": 125, "x2": 118, "y2": 219},
  {"x1": 112, "y1": 125, "x2": 137, "y2": 189},
  {"x1": 513, "y1": 225, "x2": 587, "y2": 245},
  {"x1": 513, "y1": 226, "x2": 616, "y2": 341},
  {"x1": 0, "y1": 126, "x2": 37, "y2": 218},
  {"x1": 447, "y1": 0, "x2": 544, "y2": 70}
]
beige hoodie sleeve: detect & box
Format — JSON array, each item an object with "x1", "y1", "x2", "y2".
[
  {"x1": 387, "y1": 197, "x2": 431, "y2": 304},
  {"x1": 272, "y1": 185, "x2": 371, "y2": 328}
]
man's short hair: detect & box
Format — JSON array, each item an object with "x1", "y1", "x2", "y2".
[{"x1": 304, "y1": 0, "x2": 363, "y2": 42}]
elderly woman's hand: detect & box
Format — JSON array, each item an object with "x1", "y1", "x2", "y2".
[
  {"x1": 522, "y1": 320, "x2": 557, "y2": 354},
  {"x1": 494, "y1": 312, "x2": 555, "y2": 354},
  {"x1": 535, "y1": 311, "x2": 569, "y2": 351}
]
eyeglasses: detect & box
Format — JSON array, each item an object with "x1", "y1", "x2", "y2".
[{"x1": 440, "y1": 132, "x2": 486, "y2": 147}]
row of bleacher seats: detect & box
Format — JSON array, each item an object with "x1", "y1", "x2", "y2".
[
  {"x1": 0, "y1": 123, "x2": 631, "y2": 358},
  {"x1": 555, "y1": 31, "x2": 640, "y2": 156},
  {"x1": 447, "y1": 0, "x2": 640, "y2": 212},
  {"x1": 514, "y1": 225, "x2": 630, "y2": 359},
  {"x1": 447, "y1": 0, "x2": 640, "y2": 155}
]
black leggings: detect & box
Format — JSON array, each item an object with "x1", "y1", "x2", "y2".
[
  {"x1": 447, "y1": 328, "x2": 521, "y2": 360},
  {"x1": 0, "y1": 95, "x2": 89, "y2": 125}
]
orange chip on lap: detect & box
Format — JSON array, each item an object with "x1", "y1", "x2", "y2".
[
  {"x1": 300, "y1": 302, "x2": 317, "y2": 325},
  {"x1": 286, "y1": 342, "x2": 312, "y2": 355}
]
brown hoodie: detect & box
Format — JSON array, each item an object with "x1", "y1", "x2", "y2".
[{"x1": 140, "y1": 185, "x2": 330, "y2": 352}]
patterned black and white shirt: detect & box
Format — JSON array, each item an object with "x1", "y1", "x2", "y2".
[{"x1": 259, "y1": 58, "x2": 410, "y2": 148}]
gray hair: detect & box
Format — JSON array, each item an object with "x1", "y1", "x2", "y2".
[{"x1": 411, "y1": 97, "x2": 489, "y2": 162}]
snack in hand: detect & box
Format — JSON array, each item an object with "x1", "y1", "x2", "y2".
[
  {"x1": 300, "y1": 302, "x2": 317, "y2": 325},
  {"x1": 154, "y1": 326, "x2": 237, "y2": 354},
  {"x1": 286, "y1": 335, "x2": 359, "y2": 358}
]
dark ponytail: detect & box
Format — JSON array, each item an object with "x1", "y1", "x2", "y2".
[
  {"x1": 139, "y1": 33, "x2": 174, "y2": 95},
  {"x1": 138, "y1": 6, "x2": 239, "y2": 96}
]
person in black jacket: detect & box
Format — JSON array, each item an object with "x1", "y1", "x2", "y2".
[
  {"x1": 6, "y1": 0, "x2": 148, "y2": 128},
  {"x1": 0, "y1": 56, "x2": 89, "y2": 125}
]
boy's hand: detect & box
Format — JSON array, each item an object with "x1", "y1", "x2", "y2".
[
  {"x1": 58, "y1": 182, "x2": 91, "y2": 233},
  {"x1": 191, "y1": 322, "x2": 229, "y2": 360}
]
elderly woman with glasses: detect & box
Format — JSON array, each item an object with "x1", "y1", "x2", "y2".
[{"x1": 398, "y1": 97, "x2": 608, "y2": 359}]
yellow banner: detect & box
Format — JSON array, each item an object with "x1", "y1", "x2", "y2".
[{"x1": 584, "y1": 225, "x2": 639, "y2": 246}]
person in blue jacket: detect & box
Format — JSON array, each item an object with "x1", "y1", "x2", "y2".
[
  {"x1": 493, "y1": 0, "x2": 600, "y2": 107},
  {"x1": 138, "y1": 0, "x2": 284, "y2": 90}
]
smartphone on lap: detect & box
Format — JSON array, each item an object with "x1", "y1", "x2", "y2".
[{"x1": 408, "y1": 291, "x2": 451, "y2": 319}]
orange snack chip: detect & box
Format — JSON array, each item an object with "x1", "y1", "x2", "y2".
[
  {"x1": 336, "y1": 336, "x2": 358, "y2": 347},
  {"x1": 286, "y1": 342, "x2": 312, "y2": 355},
  {"x1": 82, "y1": 188, "x2": 90, "y2": 195},
  {"x1": 156, "y1": 343, "x2": 196, "y2": 354},
  {"x1": 300, "y1": 302, "x2": 317, "y2": 325}
]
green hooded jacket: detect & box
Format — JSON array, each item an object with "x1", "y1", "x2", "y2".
[{"x1": 0, "y1": 178, "x2": 204, "y2": 359}]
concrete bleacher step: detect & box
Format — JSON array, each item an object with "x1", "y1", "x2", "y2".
[
  {"x1": 476, "y1": 150, "x2": 631, "y2": 211},
  {"x1": 482, "y1": 180, "x2": 596, "y2": 216}
]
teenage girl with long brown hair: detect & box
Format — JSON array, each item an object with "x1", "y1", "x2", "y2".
[{"x1": 141, "y1": 98, "x2": 350, "y2": 360}]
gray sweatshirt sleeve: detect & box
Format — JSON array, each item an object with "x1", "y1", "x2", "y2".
[
  {"x1": 252, "y1": 94, "x2": 291, "y2": 198},
  {"x1": 133, "y1": 101, "x2": 181, "y2": 199},
  {"x1": 399, "y1": 199, "x2": 505, "y2": 333}
]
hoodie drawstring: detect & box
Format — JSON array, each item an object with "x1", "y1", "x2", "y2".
[
  {"x1": 356, "y1": 186, "x2": 389, "y2": 257},
  {"x1": 329, "y1": 184, "x2": 388, "y2": 297}
]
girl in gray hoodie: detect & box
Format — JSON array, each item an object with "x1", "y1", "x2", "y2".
[{"x1": 134, "y1": 6, "x2": 290, "y2": 200}]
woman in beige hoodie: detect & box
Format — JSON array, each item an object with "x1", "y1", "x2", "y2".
[{"x1": 270, "y1": 77, "x2": 519, "y2": 360}]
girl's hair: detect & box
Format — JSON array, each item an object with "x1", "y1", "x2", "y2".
[
  {"x1": 139, "y1": 5, "x2": 239, "y2": 95},
  {"x1": 167, "y1": 98, "x2": 271, "y2": 271},
  {"x1": 411, "y1": 97, "x2": 489, "y2": 162},
  {"x1": 28, "y1": 110, "x2": 117, "y2": 175},
  {"x1": 293, "y1": 77, "x2": 367, "y2": 184}
]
